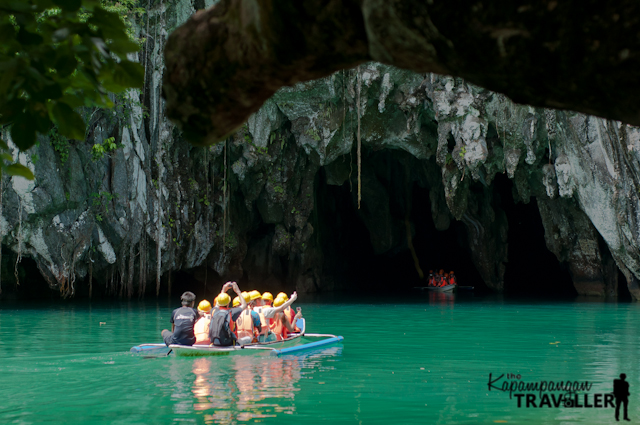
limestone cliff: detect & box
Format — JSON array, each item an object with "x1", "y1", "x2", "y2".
[{"x1": 1, "y1": 0, "x2": 639, "y2": 299}]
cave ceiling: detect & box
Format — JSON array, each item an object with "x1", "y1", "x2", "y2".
[{"x1": 163, "y1": 0, "x2": 640, "y2": 146}]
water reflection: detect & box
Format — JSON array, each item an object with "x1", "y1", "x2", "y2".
[
  {"x1": 428, "y1": 291, "x2": 455, "y2": 307},
  {"x1": 181, "y1": 347, "x2": 342, "y2": 424}
]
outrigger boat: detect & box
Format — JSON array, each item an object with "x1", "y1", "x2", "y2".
[{"x1": 130, "y1": 319, "x2": 344, "y2": 357}]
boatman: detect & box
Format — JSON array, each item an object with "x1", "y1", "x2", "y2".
[
  {"x1": 208, "y1": 282, "x2": 247, "y2": 346},
  {"x1": 161, "y1": 291, "x2": 198, "y2": 346}
]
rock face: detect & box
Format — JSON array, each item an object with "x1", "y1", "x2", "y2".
[{"x1": 2, "y1": 1, "x2": 640, "y2": 300}]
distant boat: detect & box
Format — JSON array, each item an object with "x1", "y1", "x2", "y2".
[{"x1": 413, "y1": 284, "x2": 456, "y2": 292}]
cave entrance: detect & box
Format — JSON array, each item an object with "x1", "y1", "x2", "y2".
[
  {"x1": 315, "y1": 150, "x2": 484, "y2": 293},
  {"x1": 492, "y1": 174, "x2": 576, "y2": 297}
]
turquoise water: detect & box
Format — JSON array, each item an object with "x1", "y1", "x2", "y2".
[{"x1": 1, "y1": 293, "x2": 639, "y2": 424}]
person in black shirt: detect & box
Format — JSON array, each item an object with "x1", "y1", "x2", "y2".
[{"x1": 161, "y1": 291, "x2": 198, "y2": 346}]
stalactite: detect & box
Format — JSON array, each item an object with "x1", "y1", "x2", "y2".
[{"x1": 356, "y1": 65, "x2": 362, "y2": 209}]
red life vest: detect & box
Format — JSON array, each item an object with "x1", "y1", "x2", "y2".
[
  {"x1": 449, "y1": 276, "x2": 456, "y2": 285},
  {"x1": 284, "y1": 306, "x2": 300, "y2": 332}
]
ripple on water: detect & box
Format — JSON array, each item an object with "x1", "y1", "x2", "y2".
[{"x1": 1, "y1": 297, "x2": 639, "y2": 424}]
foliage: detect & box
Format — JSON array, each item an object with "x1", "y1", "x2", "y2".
[
  {"x1": 0, "y1": 0, "x2": 144, "y2": 180},
  {"x1": 91, "y1": 190, "x2": 116, "y2": 213},
  {"x1": 49, "y1": 126, "x2": 69, "y2": 163},
  {"x1": 90, "y1": 136, "x2": 118, "y2": 161}
]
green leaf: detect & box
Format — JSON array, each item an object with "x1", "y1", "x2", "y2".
[
  {"x1": 17, "y1": 28, "x2": 43, "y2": 45},
  {"x1": 51, "y1": 102, "x2": 85, "y2": 140},
  {"x1": 5, "y1": 163, "x2": 35, "y2": 180},
  {"x1": 108, "y1": 38, "x2": 141, "y2": 57},
  {"x1": 89, "y1": 7, "x2": 126, "y2": 40},
  {"x1": 11, "y1": 113, "x2": 37, "y2": 150},
  {"x1": 59, "y1": 94, "x2": 84, "y2": 109},
  {"x1": 113, "y1": 60, "x2": 144, "y2": 89},
  {"x1": 54, "y1": 53, "x2": 78, "y2": 78},
  {"x1": 52, "y1": 0, "x2": 82, "y2": 12}
]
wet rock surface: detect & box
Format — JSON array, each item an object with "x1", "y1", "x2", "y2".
[{"x1": 2, "y1": 1, "x2": 640, "y2": 300}]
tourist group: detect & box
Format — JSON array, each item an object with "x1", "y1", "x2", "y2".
[{"x1": 161, "y1": 282, "x2": 302, "y2": 347}]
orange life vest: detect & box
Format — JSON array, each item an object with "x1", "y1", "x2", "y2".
[
  {"x1": 428, "y1": 277, "x2": 436, "y2": 286},
  {"x1": 236, "y1": 309, "x2": 257, "y2": 340},
  {"x1": 194, "y1": 315, "x2": 211, "y2": 344},
  {"x1": 449, "y1": 276, "x2": 456, "y2": 285},
  {"x1": 272, "y1": 312, "x2": 289, "y2": 341}
]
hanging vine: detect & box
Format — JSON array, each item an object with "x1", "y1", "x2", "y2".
[
  {"x1": 0, "y1": 177, "x2": 3, "y2": 295},
  {"x1": 356, "y1": 65, "x2": 362, "y2": 209},
  {"x1": 14, "y1": 197, "x2": 22, "y2": 287},
  {"x1": 223, "y1": 139, "x2": 227, "y2": 257}
]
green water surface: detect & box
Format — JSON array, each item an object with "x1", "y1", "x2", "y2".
[{"x1": 1, "y1": 293, "x2": 638, "y2": 424}]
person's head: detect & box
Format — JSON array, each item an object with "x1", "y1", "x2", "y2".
[
  {"x1": 450, "y1": 271, "x2": 454, "y2": 276},
  {"x1": 217, "y1": 293, "x2": 231, "y2": 308},
  {"x1": 444, "y1": 273, "x2": 449, "y2": 277},
  {"x1": 621, "y1": 373, "x2": 627, "y2": 380},
  {"x1": 277, "y1": 292, "x2": 289, "y2": 302},
  {"x1": 262, "y1": 292, "x2": 274, "y2": 306},
  {"x1": 439, "y1": 269, "x2": 444, "y2": 275},
  {"x1": 181, "y1": 291, "x2": 196, "y2": 306},
  {"x1": 197, "y1": 300, "x2": 212, "y2": 315},
  {"x1": 249, "y1": 290, "x2": 262, "y2": 306},
  {"x1": 241, "y1": 291, "x2": 251, "y2": 305},
  {"x1": 274, "y1": 296, "x2": 286, "y2": 308},
  {"x1": 232, "y1": 296, "x2": 240, "y2": 307}
]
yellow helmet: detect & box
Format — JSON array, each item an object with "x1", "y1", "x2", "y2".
[
  {"x1": 262, "y1": 292, "x2": 274, "y2": 302},
  {"x1": 217, "y1": 293, "x2": 231, "y2": 306},
  {"x1": 277, "y1": 292, "x2": 289, "y2": 301},
  {"x1": 273, "y1": 296, "x2": 286, "y2": 307},
  {"x1": 241, "y1": 291, "x2": 251, "y2": 303},
  {"x1": 232, "y1": 296, "x2": 240, "y2": 307},
  {"x1": 198, "y1": 300, "x2": 212, "y2": 313},
  {"x1": 249, "y1": 290, "x2": 262, "y2": 301}
]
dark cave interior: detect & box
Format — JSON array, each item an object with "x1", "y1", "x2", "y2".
[{"x1": 315, "y1": 151, "x2": 579, "y2": 297}]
